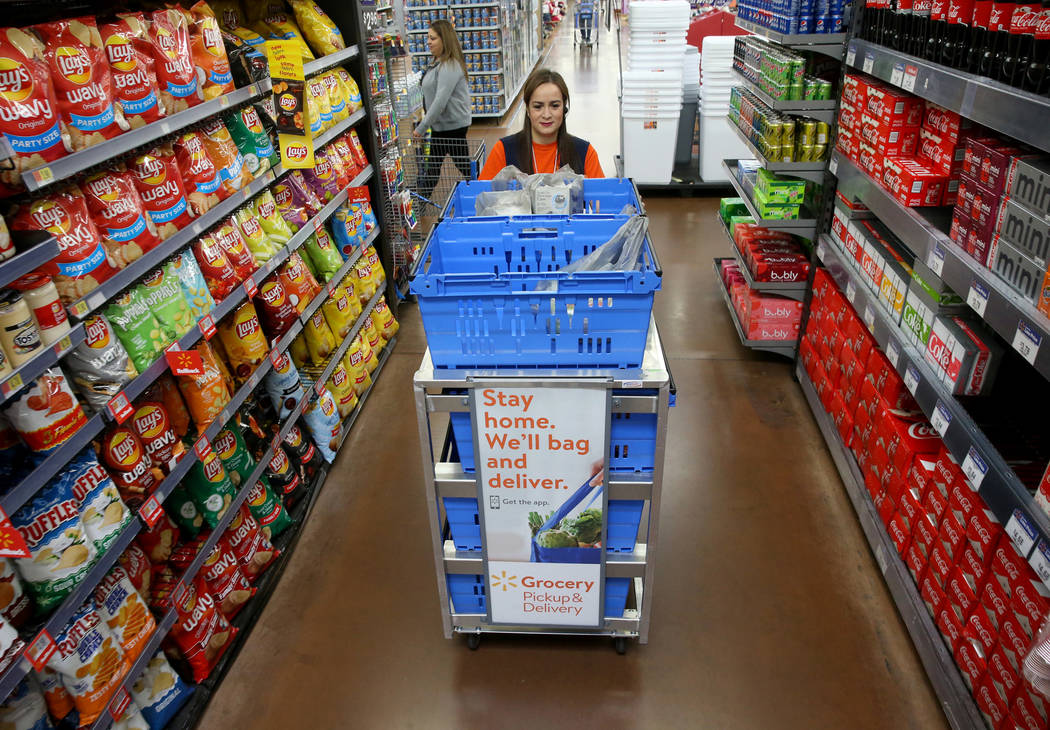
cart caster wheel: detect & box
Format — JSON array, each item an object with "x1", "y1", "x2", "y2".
[
  {"x1": 466, "y1": 634, "x2": 481, "y2": 650},
  {"x1": 614, "y1": 637, "x2": 627, "y2": 655}
]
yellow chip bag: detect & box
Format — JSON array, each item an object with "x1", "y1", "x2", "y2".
[
  {"x1": 303, "y1": 310, "x2": 335, "y2": 365},
  {"x1": 234, "y1": 206, "x2": 280, "y2": 263},
  {"x1": 362, "y1": 313, "x2": 383, "y2": 354},
  {"x1": 326, "y1": 361, "x2": 357, "y2": 418},
  {"x1": 216, "y1": 301, "x2": 268, "y2": 384},
  {"x1": 353, "y1": 257, "x2": 376, "y2": 302},
  {"x1": 262, "y1": 12, "x2": 315, "y2": 61},
  {"x1": 289, "y1": 0, "x2": 345, "y2": 56},
  {"x1": 320, "y1": 71, "x2": 348, "y2": 122},
  {"x1": 372, "y1": 296, "x2": 399, "y2": 341},
  {"x1": 252, "y1": 191, "x2": 294, "y2": 245},
  {"x1": 303, "y1": 78, "x2": 325, "y2": 137},
  {"x1": 321, "y1": 285, "x2": 355, "y2": 339},
  {"x1": 356, "y1": 332, "x2": 377, "y2": 375},
  {"x1": 335, "y1": 68, "x2": 362, "y2": 112},
  {"x1": 365, "y1": 246, "x2": 385, "y2": 287},
  {"x1": 342, "y1": 338, "x2": 371, "y2": 397},
  {"x1": 290, "y1": 332, "x2": 309, "y2": 369},
  {"x1": 210, "y1": 0, "x2": 249, "y2": 30}
]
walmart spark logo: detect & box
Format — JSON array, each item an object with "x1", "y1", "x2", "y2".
[{"x1": 490, "y1": 570, "x2": 517, "y2": 592}]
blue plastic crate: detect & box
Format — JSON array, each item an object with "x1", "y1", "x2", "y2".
[
  {"x1": 447, "y1": 574, "x2": 631, "y2": 616},
  {"x1": 443, "y1": 497, "x2": 644, "y2": 554},
  {"x1": 410, "y1": 216, "x2": 661, "y2": 369},
  {"x1": 443, "y1": 179, "x2": 645, "y2": 219}
]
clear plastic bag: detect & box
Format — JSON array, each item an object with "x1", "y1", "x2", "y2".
[
  {"x1": 536, "y1": 212, "x2": 647, "y2": 293},
  {"x1": 526, "y1": 166, "x2": 583, "y2": 214},
  {"x1": 475, "y1": 189, "x2": 532, "y2": 216}
]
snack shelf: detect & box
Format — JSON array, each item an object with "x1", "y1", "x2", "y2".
[
  {"x1": 0, "y1": 237, "x2": 61, "y2": 290},
  {"x1": 795, "y1": 361, "x2": 985, "y2": 730},
  {"x1": 714, "y1": 258, "x2": 798, "y2": 357},
  {"x1": 334, "y1": 334, "x2": 396, "y2": 451},
  {"x1": 720, "y1": 221, "x2": 808, "y2": 301},
  {"x1": 450, "y1": 1, "x2": 500, "y2": 6},
  {"x1": 0, "y1": 520, "x2": 141, "y2": 703},
  {"x1": 729, "y1": 121, "x2": 829, "y2": 184},
  {"x1": 734, "y1": 17, "x2": 847, "y2": 59},
  {"x1": 0, "y1": 325, "x2": 85, "y2": 403},
  {"x1": 721, "y1": 159, "x2": 818, "y2": 236},
  {"x1": 308, "y1": 286, "x2": 385, "y2": 389},
  {"x1": 313, "y1": 107, "x2": 368, "y2": 152},
  {"x1": 298, "y1": 226, "x2": 378, "y2": 328},
  {"x1": 846, "y1": 39, "x2": 1050, "y2": 155},
  {"x1": 815, "y1": 234, "x2": 1050, "y2": 594},
  {"x1": 831, "y1": 150, "x2": 1050, "y2": 383},
  {"x1": 304, "y1": 45, "x2": 362, "y2": 77},
  {"x1": 732, "y1": 71, "x2": 839, "y2": 123},
  {"x1": 21, "y1": 81, "x2": 273, "y2": 193}
]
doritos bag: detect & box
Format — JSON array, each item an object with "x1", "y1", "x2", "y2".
[
  {"x1": 188, "y1": 1, "x2": 235, "y2": 100},
  {"x1": 100, "y1": 14, "x2": 166, "y2": 127},
  {"x1": 129, "y1": 144, "x2": 196, "y2": 239},
  {"x1": 82, "y1": 170, "x2": 161, "y2": 268},
  {"x1": 147, "y1": 8, "x2": 202, "y2": 113},
  {"x1": 34, "y1": 18, "x2": 128, "y2": 150}
]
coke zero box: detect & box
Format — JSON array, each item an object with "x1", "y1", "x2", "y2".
[{"x1": 989, "y1": 235, "x2": 1047, "y2": 304}]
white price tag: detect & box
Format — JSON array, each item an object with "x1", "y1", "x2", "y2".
[
  {"x1": 829, "y1": 156, "x2": 839, "y2": 176},
  {"x1": 961, "y1": 447, "x2": 988, "y2": 489},
  {"x1": 886, "y1": 339, "x2": 901, "y2": 369},
  {"x1": 846, "y1": 279, "x2": 857, "y2": 304},
  {"x1": 1031, "y1": 542, "x2": 1050, "y2": 586},
  {"x1": 1013, "y1": 320, "x2": 1043, "y2": 366},
  {"x1": 928, "y1": 244, "x2": 945, "y2": 277},
  {"x1": 846, "y1": 46, "x2": 857, "y2": 67},
  {"x1": 902, "y1": 65, "x2": 919, "y2": 92},
  {"x1": 1007, "y1": 509, "x2": 1038, "y2": 557},
  {"x1": 890, "y1": 63, "x2": 905, "y2": 86},
  {"x1": 816, "y1": 241, "x2": 826, "y2": 260},
  {"x1": 931, "y1": 401, "x2": 952, "y2": 437},
  {"x1": 863, "y1": 53, "x2": 875, "y2": 74},
  {"x1": 967, "y1": 279, "x2": 990, "y2": 317},
  {"x1": 863, "y1": 305, "x2": 875, "y2": 332},
  {"x1": 88, "y1": 292, "x2": 105, "y2": 311},
  {"x1": 904, "y1": 364, "x2": 920, "y2": 395}
]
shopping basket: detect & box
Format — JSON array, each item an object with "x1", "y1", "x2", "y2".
[
  {"x1": 441, "y1": 178, "x2": 646, "y2": 219},
  {"x1": 530, "y1": 478, "x2": 603, "y2": 564},
  {"x1": 409, "y1": 215, "x2": 662, "y2": 369}
]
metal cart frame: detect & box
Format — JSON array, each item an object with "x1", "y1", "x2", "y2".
[{"x1": 413, "y1": 318, "x2": 672, "y2": 650}]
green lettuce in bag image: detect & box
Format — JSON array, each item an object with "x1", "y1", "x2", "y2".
[
  {"x1": 226, "y1": 106, "x2": 277, "y2": 175},
  {"x1": 252, "y1": 190, "x2": 293, "y2": 245},
  {"x1": 245, "y1": 476, "x2": 293, "y2": 539},
  {"x1": 213, "y1": 423, "x2": 256, "y2": 486},
  {"x1": 235, "y1": 205, "x2": 280, "y2": 263}
]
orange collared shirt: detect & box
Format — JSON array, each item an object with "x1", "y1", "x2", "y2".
[{"x1": 479, "y1": 139, "x2": 605, "y2": 180}]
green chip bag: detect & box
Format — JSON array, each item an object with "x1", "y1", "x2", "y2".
[
  {"x1": 105, "y1": 289, "x2": 170, "y2": 373},
  {"x1": 186, "y1": 452, "x2": 237, "y2": 528},
  {"x1": 235, "y1": 206, "x2": 280, "y2": 263},
  {"x1": 139, "y1": 261, "x2": 195, "y2": 338},
  {"x1": 213, "y1": 423, "x2": 256, "y2": 487},
  {"x1": 302, "y1": 226, "x2": 343, "y2": 282},
  {"x1": 227, "y1": 113, "x2": 263, "y2": 176},
  {"x1": 252, "y1": 190, "x2": 294, "y2": 245},
  {"x1": 227, "y1": 105, "x2": 277, "y2": 177},
  {"x1": 167, "y1": 483, "x2": 204, "y2": 538},
  {"x1": 172, "y1": 250, "x2": 216, "y2": 320},
  {"x1": 245, "y1": 476, "x2": 292, "y2": 539}
]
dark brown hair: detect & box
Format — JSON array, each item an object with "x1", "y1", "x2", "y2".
[
  {"x1": 515, "y1": 69, "x2": 584, "y2": 174},
  {"x1": 429, "y1": 20, "x2": 467, "y2": 78}
]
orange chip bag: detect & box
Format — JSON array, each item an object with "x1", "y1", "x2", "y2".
[
  {"x1": 176, "y1": 341, "x2": 232, "y2": 432},
  {"x1": 34, "y1": 18, "x2": 128, "y2": 151},
  {"x1": 213, "y1": 218, "x2": 258, "y2": 280},
  {"x1": 82, "y1": 170, "x2": 161, "y2": 269},
  {"x1": 216, "y1": 301, "x2": 267, "y2": 383},
  {"x1": 0, "y1": 28, "x2": 70, "y2": 186},
  {"x1": 147, "y1": 8, "x2": 202, "y2": 114},
  {"x1": 94, "y1": 563, "x2": 156, "y2": 664},
  {"x1": 200, "y1": 118, "x2": 251, "y2": 192},
  {"x1": 174, "y1": 130, "x2": 228, "y2": 215},
  {"x1": 278, "y1": 252, "x2": 321, "y2": 313},
  {"x1": 36, "y1": 666, "x2": 75, "y2": 723},
  {"x1": 168, "y1": 577, "x2": 236, "y2": 683},
  {"x1": 145, "y1": 374, "x2": 190, "y2": 438},
  {"x1": 100, "y1": 14, "x2": 165, "y2": 128},
  {"x1": 187, "y1": 1, "x2": 235, "y2": 101}
]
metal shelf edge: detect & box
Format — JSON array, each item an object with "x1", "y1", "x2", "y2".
[
  {"x1": 304, "y1": 46, "x2": 361, "y2": 77},
  {"x1": 0, "y1": 238, "x2": 61, "y2": 290}
]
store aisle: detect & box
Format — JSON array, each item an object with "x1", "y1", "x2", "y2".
[{"x1": 199, "y1": 17, "x2": 950, "y2": 730}]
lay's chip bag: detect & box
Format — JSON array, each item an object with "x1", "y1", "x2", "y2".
[
  {"x1": 289, "y1": 0, "x2": 345, "y2": 56},
  {"x1": 100, "y1": 14, "x2": 166, "y2": 127}
]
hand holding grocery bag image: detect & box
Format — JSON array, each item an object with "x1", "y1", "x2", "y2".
[{"x1": 529, "y1": 464, "x2": 605, "y2": 564}]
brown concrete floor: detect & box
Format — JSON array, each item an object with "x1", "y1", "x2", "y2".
[{"x1": 197, "y1": 17, "x2": 950, "y2": 730}]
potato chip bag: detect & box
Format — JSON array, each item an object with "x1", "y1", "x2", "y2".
[
  {"x1": 352, "y1": 257, "x2": 375, "y2": 303},
  {"x1": 101, "y1": 423, "x2": 158, "y2": 503},
  {"x1": 224, "y1": 506, "x2": 278, "y2": 580},
  {"x1": 264, "y1": 443, "x2": 299, "y2": 497},
  {"x1": 171, "y1": 250, "x2": 215, "y2": 320},
  {"x1": 168, "y1": 577, "x2": 236, "y2": 682},
  {"x1": 289, "y1": 332, "x2": 308, "y2": 369},
  {"x1": 129, "y1": 144, "x2": 195, "y2": 239},
  {"x1": 12, "y1": 476, "x2": 98, "y2": 612},
  {"x1": 174, "y1": 130, "x2": 227, "y2": 215},
  {"x1": 105, "y1": 289, "x2": 168, "y2": 372},
  {"x1": 47, "y1": 600, "x2": 131, "y2": 726},
  {"x1": 261, "y1": 12, "x2": 314, "y2": 61},
  {"x1": 324, "y1": 145, "x2": 351, "y2": 189},
  {"x1": 320, "y1": 70, "x2": 348, "y2": 122},
  {"x1": 146, "y1": 374, "x2": 190, "y2": 438},
  {"x1": 226, "y1": 213, "x2": 272, "y2": 268},
  {"x1": 4, "y1": 370, "x2": 88, "y2": 456},
  {"x1": 138, "y1": 263, "x2": 194, "y2": 339},
  {"x1": 213, "y1": 217, "x2": 258, "y2": 279},
  {"x1": 336, "y1": 68, "x2": 363, "y2": 113},
  {"x1": 331, "y1": 203, "x2": 364, "y2": 255},
  {"x1": 94, "y1": 564, "x2": 156, "y2": 663},
  {"x1": 100, "y1": 14, "x2": 166, "y2": 127},
  {"x1": 327, "y1": 362, "x2": 356, "y2": 418},
  {"x1": 166, "y1": 484, "x2": 204, "y2": 537},
  {"x1": 302, "y1": 228, "x2": 342, "y2": 282},
  {"x1": 192, "y1": 233, "x2": 240, "y2": 301},
  {"x1": 209, "y1": 336, "x2": 238, "y2": 394},
  {"x1": 113, "y1": 699, "x2": 150, "y2": 730},
  {"x1": 363, "y1": 312, "x2": 383, "y2": 353},
  {"x1": 134, "y1": 507, "x2": 177, "y2": 563},
  {"x1": 211, "y1": 0, "x2": 250, "y2": 31},
  {"x1": 177, "y1": 341, "x2": 232, "y2": 431},
  {"x1": 288, "y1": 170, "x2": 324, "y2": 215},
  {"x1": 250, "y1": 192, "x2": 293, "y2": 247},
  {"x1": 130, "y1": 400, "x2": 179, "y2": 471},
  {"x1": 187, "y1": 452, "x2": 237, "y2": 528},
  {"x1": 131, "y1": 651, "x2": 192, "y2": 728},
  {"x1": 12, "y1": 188, "x2": 120, "y2": 304},
  {"x1": 254, "y1": 275, "x2": 298, "y2": 340},
  {"x1": 263, "y1": 350, "x2": 305, "y2": 420},
  {"x1": 343, "y1": 337, "x2": 371, "y2": 397},
  {"x1": 279, "y1": 252, "x2": 322, "y2": 312},
  {"x1": 272, "y1": 179, "x2": 310, "y2": 231},
  {"x1": 302, "y1": 310, "x2": 334, "y2": 365},
  {"x1": 201, "y1": 118, "x2": 251, "y2": 192},
  {"x1": 36, "y1": 666, "x2": 75, "y2": 723},
  {"x1": 373, "y1": 295, "x2": 399, "y2": 341},
  {"x1": 217, "y1": 301, "x2": 267, "y2": 383},
  {"x1": 0, "y1": 560, "x2": 31, "y2": 629},
  {"x1": 68, "y1": 448, "x2": 132, "y2": 553},
  {"x1": 245, "y1": 478, "x2": 291, "y2": 539},
  {"x1": 35, "y1": 18, "x2": 128, "y2": 150},
  {"x1": 303, "y1": 152, "x2": 340, "y2": 201},
  {"x1": 305, "y1": 76, "x2": 331, "y2": 134},
  {"x1": 213, "y1": 423, "x2": 254, "y2": 486},
  {"x1": 188, "y1": 1, "x2": 235, "y2": 100},
  {"x1": 227, "y1": 107, "x2": 274, "y2": 176},
  {"x1": 322, "y1": 285, "x2": 354, "y2": 338},
  {"x1": 365, "y1": 244, "x2": 385, "y2": 286},
  {"x1": 0, "y1": 677, "x2": 51, "y2": 729},
  {"x1": 302, "y1": 385, "x2": 341, "y2": 462},
  {"x1": 117, "y1": 544, "x2": 151, "y2": 596},
  {"x1": 357, "y1": 331, "x2": 377, "y2": 374},
  {"x1": 147, "y1": 9, "x2": 202, "y2": 114},
  {"x1": 330, "y1": 137, "x2": 358, "y2": 179},
  {"x1": 82, "y1": 170, "x2": 161, "y2": 269},
  {"x1": 0, "y1": 28, "x2": 70, "y2": 186},
  {"x1": 289, "y1": 0, "x2": 344, "y2": 55},
  {"x1": 203, "y1": 540, "x2": 255, "y2": 619},
  {"x1": 67, "y1": 315, "x2": 137, "y2": 414}
]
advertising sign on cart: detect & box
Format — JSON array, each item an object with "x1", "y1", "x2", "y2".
[{"x1": 472, "y1": 383, "x2": 609, "y2": 628}]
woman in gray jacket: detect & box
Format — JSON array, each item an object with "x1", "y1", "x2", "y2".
[{"x1": 413, "y1": 19, "x2": 473, "y2": 200}]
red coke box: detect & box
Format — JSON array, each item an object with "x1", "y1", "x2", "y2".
[
  {"x1": 923, "y1": 484, "x2": 949, "y2": 525},
  {"x1": 912, "y1": 511, "x2": 939, "y2": 559},
  {"x1": 959, "y1": 543, "x2": 990, "y2": 593},
  {"x1": 878, "y1": 484, "x2": 898, "y2": 528},
  {"x1": 882, "y1": 158, "x2": 948, "y2": 207},
  {"x1": 921, "y1": 571, "x2": 949, "y2": 615},
  {"x1": 974, "y1": 673, "x2": 1010, "y2": 729},
  {"x1": 928, "y1": 543, "x2": 955, "y2": 589},
  {"x1": 904, "y1": 541, "x2": 927, "y2": 584},
  {"x1": 999, "y1": 613, "x2": 1033, "y2": 674},
  {"x1": 842, "y1": 73, "x2": 870, "y2": 109},
  {"x1": 1012, "y1": 690, "x2": 1050, "y2": 730},
  {"x1": 898, "y1": 484, "x2": 925, "y2": 532},
  {"x1": 981, "y1": 575, "x2": 1011, "y2": 626},
  {"x1": 953, "y1": 635, "x2": 987, "y2": 690},
  {"x1": 966, "y1": 506, "x2": 1003, "y2": 564},
  {"x1": 884, "y1": 471, "x2": 908, "y2": 506},
  {"x1": 948, "y1": 482, "x2": 979, "y2": 530},
  {"x1": 935, "y1": 446, "x2": 965, "y2": 491},
  {"x1": 832, "y1": 395, "x2": 854, "y2": 448},
  {"x1": 1011, "y1": 577, "x2": 1050, "y2": 639},
  {"x1": 922, "y1": 101, "x2": 974, "y2": 141},
  {"x1": 986, "y1": 642, "x2": 1021, "y2": 700},
  {"x1": 865, "y1": 85, "x2": 924, "y2": 129},
  {"x1": 888, "y1": 511, "x2": 912, "y2": 556},
  {"x1": 838, "y1": 101, "x2": 861, "y2": 134},
  {"x1": 836, "y1": 126, "x2": 859, "y2": 161},
  {"x1": 917, "y1": 127, "x2": 969, "y2": 177},
  {"x1": 865, "y1": 469, "x2": 885, "y2": 502},
  {"x1": 859, "y1": 115, "x2": 919, "y2": 157},
  {"x1": 858, "y1": 142, "x2": 883, "y2": 182},
  {"x1": 946, "y1": 566, "x2": 979, "y2": 622},
  {"x1": 890, "y1": 419, "x2": 942, "y2": 476},
  {"x1": 940, "y1": 176, "x2": 961, "y2": 208},
  {"x1": 939, "y1": 509, "x2": 969, "y2": 562},
  {"x1": 911, "y1": 455, "x2": 939, "y2": 498},
  {"x1": 937, "y1": 599, "x2": 966, "y2": 651},
  {"x1": 964, "y1": 601, "x2": 1000, "y2": 654},
  {"x1": 992, "y1": 541, "x2": 1028, "y2": 594}
]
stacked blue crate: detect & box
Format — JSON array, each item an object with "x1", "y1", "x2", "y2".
[{"x1": 448, "y1": 574, "x2": 632, "y2": 617}]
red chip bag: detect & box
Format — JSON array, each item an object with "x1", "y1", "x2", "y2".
[
  {"x1": 174, "y1": 130, "x2": 228, "y2": 215},
  {"x1": 324, "y1": 146, "x2": 351, "y2": 189},
  {"x1": 278, "y1": 252, "x2": 321, "y2": 313},
  {"x1": 34, "y1": 18, "x2": 128, "y2": 150},
  {"x1": 0, "y1": 28, "x2": 70, "y2": 186},
  {"x1": 147, "y1": 8, "x2": 202, "y2": 114},
  {"x1": 168, "y1": 533, "x2": 205, "y2": 574},
  {"x1": 187, "y1": 2, "x2": 235, "y2": 100},
  {"x1": 117, "y1": 543, "x2": 152, "y2": 596},
  {"x1": 100, "y1": 14, "x2": 165, "y2": 126},
  {"x1": 168, "y1": 577, "x2": 236, "y2": 682},
  {"x1": 213, "y1": 218, "x2": 258, "y2": 279},
  {"x1": 201, "y1": 541, "x2": 255, "y2": 619},
  {"x1": 192, "y1": 232, "x2": 240, "y2": 301},
  {"x1": 12, "y1": 187, "x2": 120, "y2": 304},
  {"x1": 255, "y1": 275, "x2": 298, "y2": 339},
  {"x1": 223, "y1": 506, "x2": 278, "y2": 582},
  {"x1": 100, "y1": 423, "x2": 158, "y2": 503},
  {"x1": 330, "y1": 138, "x2": 358, "y2": 180},
  {"x1": 345, "y1": 130, "x2": 367, "y2": 168},
  {"x1": 135, "y1": 508, "x2": 178, "y2": 562},
  {"x1": 81, "y1": 170, "x2": 161, "y2": 268},
  {"x1": 129, "y1": 144, "x2": 195, "y2": 240}
]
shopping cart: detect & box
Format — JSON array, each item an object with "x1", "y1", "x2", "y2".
[{"x1": 575, "y1": 0, "x2": 598, "y2": 48}]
